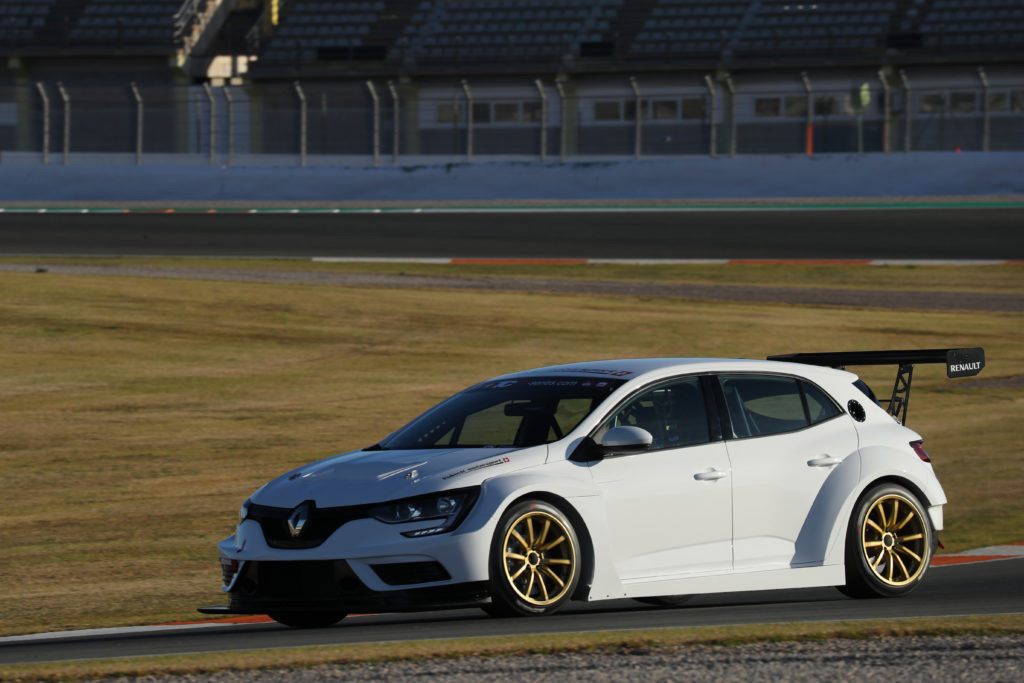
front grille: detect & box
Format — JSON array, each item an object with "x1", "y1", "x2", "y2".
[
  {"x1": 248, "y1": 501, "x2": 368, "y2": 549},
  {"x1": 371, "y1": 561, "x2": 451, "y2": 586},
  {"x1": 248, "y1": 560, "x2": 361, "y2": 600}
]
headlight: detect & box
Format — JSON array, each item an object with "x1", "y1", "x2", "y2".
[
  {"x1": 239, "y1": 498, "x2": 251, "y2": 523},
  {"x1": 369, "y1": 488, "x2": 479, "y2": 538}
]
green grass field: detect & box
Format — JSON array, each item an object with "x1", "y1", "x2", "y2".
[{"x1": 0, "y1": 260, "x2": 1021, "y2": 636}]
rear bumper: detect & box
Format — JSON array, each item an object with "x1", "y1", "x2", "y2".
[{"x1": 200, "y1": 559, "x2": 489, "y2": 615}]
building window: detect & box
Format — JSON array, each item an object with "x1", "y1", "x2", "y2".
[
  {"x1": 784, "y1": 95, "x2": 808, "y2": 117},
  {"x1": 950, "y1": 92, "x2": 976, "y2": 113},
  {"x1": 919, "y1": 93, "x2": 946, "y2": 113},
  {"x1": 755, "y1": 97, "x2": 781, "y2": 117},
  {"x1": 472, "y1": 102, "x2": 491, "y2": 123},
  {"x1": 493, "y1": 102, "x2": 520, "y2": 123},
  {"x1": 594, "y1": 101, "x2": 621, "y2": 121},
  {"x1": 623, "y1": 99, "x2": 649, "y2": 121},
  {"x1": 1012, "y1": 90, "x2": 1024, "y2": 113},
  {"x1": 988, "y1": 92, "x2": 1009, "y2": 112},
  {"x1": 652, "y1": 100, "x2": 679, "y2": 120},
  {"x1": 523, "y1": 101, "x2": 543, "y2": 122},
  {"x1": 814, "y1": 95, "x2": 837, "y2": 116},
  {"x1": 681, "y1": 97, "x2": 706, "y2": 119},
  {"x1": 437, "y1": 103, "x2": 460, "y2": 123}
]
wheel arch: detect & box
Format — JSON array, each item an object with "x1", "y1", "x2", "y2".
[
  {"x1": 504, "y1": 490, "x2": 596, "y2": 601},
  {"x1": 824, "y1": 468, "x2": 942, "y2": 566}
]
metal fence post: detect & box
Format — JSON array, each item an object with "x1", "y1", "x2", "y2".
[
  {"x1": 366, "y1": 80, "x2": 381, "y2": 167},
  {"x1": 223, "y1": 87, "x2": 235, "y2": 167},
  {"x1": 724, "y1": 75, "x2": 736, "y2": 157},
  {"x1": 388, "y1": 80, "x2": 400, "y2": 165},
  {"x1": 555, "y1": 79, "x2": 568, "y2": 164},
  {"x1": 878, "y1": 69, "x2": 891, "y2": 153},
  {"x1": 535, "y1": 79, "x2": 548, "y2": 162},
  {"x1": 35, "y1": 82, "x2": 50, "y2": 165},
  {"x1": 629, "y1": 76, "x2": 642, "y2": 159},
  {"x1": 461, "y1": 79, "x2": 473, "y2": 161},
  {"x1": 57, "y1": 82, "x2": 70, "y2": 165},
  {"x1": 294, "y1": 80, "x2": 307, "y2": 167},
  {"x1": 800, "y1": 72, "x2": 813, "y2": 157},
  {"x1": 203, "y1": 83, "x2": 216, "y2": 165},
  {"x1": 130, "y1": 82, "x2": 143, "y2": 165},
  {"x1": 704, "y1": 74, "x2": 717, "y2": 158},
  {"x1": 978, "y1": 66, "x2": 990, "y2": 152},
  {"x1": 899, "y1": 69, "x2": 912, "y2": 153}
]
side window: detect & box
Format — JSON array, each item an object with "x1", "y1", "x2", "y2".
[
  {"x1": 801, "y1": 381, "x2": 842, "y2": 424},
  {"x1": 719, "y1": 375, "x2": 808, "y2": 438},
  {"x1": 599, "y1": 378, "x2": 710, "y2": 450}
]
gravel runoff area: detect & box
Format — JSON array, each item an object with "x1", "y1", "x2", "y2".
[
  {"x1": 117, "y1": 635, "x2": 1024, "y2": 682},
  {"x1": 1, "y1": 264, "x2": 1021, "y2": 312}
]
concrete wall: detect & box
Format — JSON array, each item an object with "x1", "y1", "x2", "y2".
[{"x1": 0, "y1": 153, "x2": 1020, "y2": 203}]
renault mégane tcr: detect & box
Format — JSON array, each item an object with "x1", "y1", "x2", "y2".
[{"x1": 201, "y1": 348, "x2": 985, "y2": 628}]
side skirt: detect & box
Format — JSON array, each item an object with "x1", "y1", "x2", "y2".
[{"x1": 609, "y1": 564, "x2": 846, "y2": 601}]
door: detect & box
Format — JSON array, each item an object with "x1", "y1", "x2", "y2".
[
  {"x1": 589, "y1": 376, "x2": 733, "y2": 580},
  {"x1": 717, "y1": 373, "x2": 860, "y2": 571}
]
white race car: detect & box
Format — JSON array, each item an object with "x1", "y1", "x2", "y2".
[{"x1": 201, "y1": 348, "x2": 985, "y2": 628}]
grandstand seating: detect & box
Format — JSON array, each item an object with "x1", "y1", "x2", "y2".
[
  {"x1": 733, "y1": 1, "x2": 895, "y2": 55},
  {"x1": 400, "y1": 0, "x2": 623, "y2": 62},
  {"x1": 630, "y1": 0, "x2": 749, "y2": 57},
  {"x1": 0, "y1": 1, "x2": 59, "y2": 48},
  {"x1": 2, "y1": 0, "x2": 1022, "y2": 65},
  {"x1": 69, "y1": 0, "x2": 184, "y2": 44},
  {"x1": 919, "y1": 0, "x2": 1024, "y2": 50},
  {"x1": 259, "y1": 1, "x2": 385, "y2": 62}
]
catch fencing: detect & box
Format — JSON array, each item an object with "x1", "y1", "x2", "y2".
[{"x1": 2, "y1": 72, "x2": 1022, "y2": 166}]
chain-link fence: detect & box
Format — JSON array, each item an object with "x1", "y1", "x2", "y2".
[{"x1": 2, "y1": 76, "x2": 1022, "y2": 166}]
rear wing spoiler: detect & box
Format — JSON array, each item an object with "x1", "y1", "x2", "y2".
[{"x1": 767, "y1": 347, "x2": 985, "y2": 425}]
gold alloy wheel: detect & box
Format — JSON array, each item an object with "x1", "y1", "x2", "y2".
[
  {"x1": 502, "y1": 510, "x2": 576, "y2": 606},
  {"x1": 861, "y1": 493, "x2": 929, "y2": 587}
]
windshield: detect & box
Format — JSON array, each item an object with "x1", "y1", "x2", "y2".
[{"x1": 379, "y1": 376, "x2": 626, "y2": 450}]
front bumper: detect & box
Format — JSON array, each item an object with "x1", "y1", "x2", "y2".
[{"x1": 200, "y1": 559, "x2": 489, "y2": 615}]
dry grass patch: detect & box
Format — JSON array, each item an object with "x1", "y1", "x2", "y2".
[{"x1": 0, "y1": 263, "x2": 1021, "y2": 635}]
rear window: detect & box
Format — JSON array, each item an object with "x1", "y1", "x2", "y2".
[
  {"x1": 720, "y1": 375, "x2": 806, "y2": 438},
  {"x1": 853, "y1": 379, "x2": 879, "y2": 404},
  {"x1": 719, "y1": 374, "x2": 842, "y2": 439},
  {"x1": 802, "y1": 381, "x2": 842, "y2": 424}
]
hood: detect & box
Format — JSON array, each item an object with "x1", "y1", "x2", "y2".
[{"x1": 252, "y1": 445, "x2": 546, "y2": 508}]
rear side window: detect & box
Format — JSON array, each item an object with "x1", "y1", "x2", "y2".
[
  {"x1": 719, "y1": 375, "x2": 806, "y2": 438},
  {"x1": 801, "y1": 381, "x2": 842, "y2": 424}
]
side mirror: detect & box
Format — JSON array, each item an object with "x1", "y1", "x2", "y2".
[
  {"x1": 597, "y1": 426, "x2": 654, "y2": 456},
  {"x1": 567, "y1": 426, "x2": 654, "y2": 463}
]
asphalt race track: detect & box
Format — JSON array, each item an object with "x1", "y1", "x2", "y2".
[
  {"x1": 0, "y1": 208, "x2": 1021, "y2": 259},
  {"x1": 2, "y1": 559, "x2": 1021, "y2": 665}
]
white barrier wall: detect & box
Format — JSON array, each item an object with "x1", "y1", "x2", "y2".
[{"x1": 0, "y1": 153, "x2": 1021, "y2": 203}]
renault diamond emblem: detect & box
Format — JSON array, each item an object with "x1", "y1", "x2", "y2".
[{"x1": 287, "y1": 503, "x2": 311, "y2": 538}]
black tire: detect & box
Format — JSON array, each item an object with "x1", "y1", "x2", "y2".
[
  {"x1": 634, "y1": 595, "x2": 693, "y2": 607},
  {"x1": 839, "y1": 482, "x2": 934, "y2": 599},
  {"x1": 268, "y1": 611, "x2": 347, "y2": 629},
  {"x1": 486, "y1": 500, "x2": 582, "y2": 617}
]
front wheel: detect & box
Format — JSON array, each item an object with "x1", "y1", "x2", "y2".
[
  {"x1": 486, "y1": 500, "x2": 581, "y2": 617},
  {"x1": 268, "y1": 611, "x2": 347, "y2": 629},
  {"x1": 839, "y1": 483, "x2": 934, "y2": 599}
]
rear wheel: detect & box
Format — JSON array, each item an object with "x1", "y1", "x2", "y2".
[
  {"x1": 486, "y1": 500, "x2": 581, "y2": 617},
  {"x1": 839, "y1": 483, "x2": 933, "y2": 599},
  {"x1": 268, "y1": 611, "x2": 347, "y2": 629}
]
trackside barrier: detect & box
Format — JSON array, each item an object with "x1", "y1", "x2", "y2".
[{"x1": 4, "y1": 71, "x2": 1021, "y2": 166}]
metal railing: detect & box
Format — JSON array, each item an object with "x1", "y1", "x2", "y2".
[{"x1": 3, "y1": 74, "x2": 1022, "y2": 167}]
